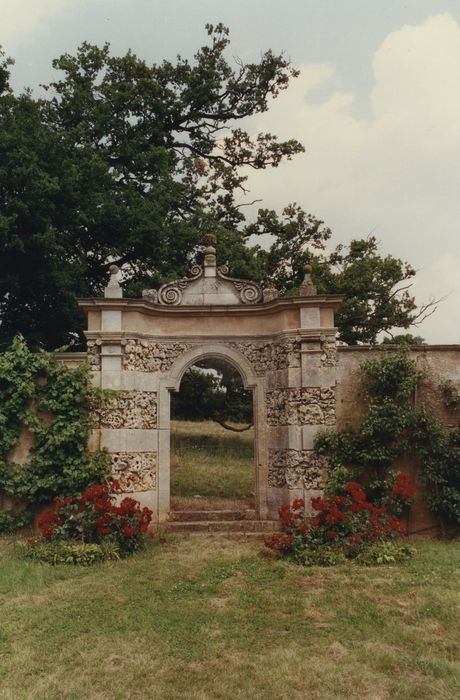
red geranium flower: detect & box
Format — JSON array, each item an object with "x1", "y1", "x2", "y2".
[
  {"x1": 392, "y1": 473, "x2": 415, "y2": 500},
  {"x1": 311, "y1": 497, "x2": 326, "y2": 511},
  {"x1": 291, "y1": 498, "x2": 305, "y2": 511},
  {"x1": 345, "y1": 482, "x2": 362, "y2": 493},
  {"x1": 278, "y1": 504, "x2": 294, "y2": 526},
  {"x1": 122, "y1": 525, "x2": 136, "y2": 537}
]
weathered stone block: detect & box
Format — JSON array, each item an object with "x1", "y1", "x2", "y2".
[
  {"x1": 300, "y1": 307, "x2": 320, "y2": 327},
  {"x1": 268, "y1": 448, "x2": 327, "y2": 489},
  {"x1": 101, "y1": 310, "x2": 122, "y2": 331},
  {"x1": 111, "y1": 452, "x2": 157, "y2": 492},
  {"x1": 95, "y1": 391, "x2": 157, "y2": 429},
  {"x1": 266, "y1": 387, "x2": 336, "y2": 426},
  {"x1": 267, "y1": 425, "x2": 302, "y2": 450}
]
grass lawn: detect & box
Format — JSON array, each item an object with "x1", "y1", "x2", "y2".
[
  {"x1": 170, "y1": 420, "x2": 254, "y2": 510},
  {"x1": 0, "y1": 536, "x2": 459, "y2": 699},
  {"x1": 2, "y1": 421, "x2": 459, "y2": 698}
]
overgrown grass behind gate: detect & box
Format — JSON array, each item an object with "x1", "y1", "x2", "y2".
[{"x1": 170, "y1": 420, "x2": 254, "y2": 509}]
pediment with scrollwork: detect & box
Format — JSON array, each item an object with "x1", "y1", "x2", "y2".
[{"x1": 142, "y1": 263, "x2": 262, "y2": 306}]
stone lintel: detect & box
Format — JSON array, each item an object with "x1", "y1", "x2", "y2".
[
  {"x1": 84, "y1": 328, "x2": 339, "y2": 346},
  {"x1": 100, "y1": 344, "x2": 123, "y2": 357}
]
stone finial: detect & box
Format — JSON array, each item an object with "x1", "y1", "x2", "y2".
[
  {"x1": 263, "y1": 285, "x2": 279, "y2": 302},
  {"x1": 202, "y1": 233, "x2": 217, "y2": 247},
  {"x1": 299, "y1": 264, "x2": 317, "y2": 296},
  {"x1": 202, "y1": 233, "x2": 217, "y2": 277},
  {"x1": 104, "y1": 264, "x2": 123, "y2": 299}
]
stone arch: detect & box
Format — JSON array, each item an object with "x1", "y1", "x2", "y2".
[
  {"x1": 80, "y1": 241, "x2": 342, "y2": 524},
  {"x1": 158, "y1": 343, "x2": 268, "y2": 521},
  {"x1": 164, "y1": 342, "x2": 261, "y2": 391}
]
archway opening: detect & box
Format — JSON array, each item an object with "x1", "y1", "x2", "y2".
[{"x1": 170, "y1": 357, "x2": 255, "y2": 515}]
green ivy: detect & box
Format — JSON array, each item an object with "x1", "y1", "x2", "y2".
[
  {"x1": 315, "y1": 351, "x2": 459, "y2": 526},
  {"x1": 0, "y1": 336, "x2": 111, "y2": 525},
  {"x1": 0, "y1": 510, "x2": 32, "y2": 534},
  {"x1": 316, "y1": 353, "x2": 420, "y2": 501},
  {"x1": 412, "y1": 410, "x2": 460, "y2": 524},
  {"x1": 440, "y1": 380, "x2": 460, "y2": 412}
]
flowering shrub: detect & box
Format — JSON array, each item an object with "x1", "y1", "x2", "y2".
[
  {"x1": 35, "y1": 481, "x2": 153, "y2": 557},
  {"x1": 265, "y1": 483, "x2": 410, "y2": 565}
]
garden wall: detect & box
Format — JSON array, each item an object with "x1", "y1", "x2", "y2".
[
  {"x1": 337, "y1": 345, "x2": 460, "y2": 533},
  {"x1": 4, "y1": 346, "x2": 459, "y2": 533}
]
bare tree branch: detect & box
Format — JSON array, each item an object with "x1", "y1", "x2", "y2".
[{"x1": 214, "y1": 419, "x2": 253, "y2": 432}]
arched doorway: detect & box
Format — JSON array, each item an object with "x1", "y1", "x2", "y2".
[
  {"x1": 159, "y1": 344, "x2": 269, "y2": 522},
  {"x1": 170, "y1": 356, "x2": 255, "y2": 514}
]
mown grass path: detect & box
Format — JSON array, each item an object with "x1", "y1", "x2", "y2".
[
  {"x1": 0, "y1": 538, "x2": 459, "y2": 699},
  {"x1": 170, "y1": 420, "x2": 254, "y2": 510}
]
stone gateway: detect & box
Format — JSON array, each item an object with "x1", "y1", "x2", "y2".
[{"x1": 79, "y1": 238, "x2": 343, "y2": 522}]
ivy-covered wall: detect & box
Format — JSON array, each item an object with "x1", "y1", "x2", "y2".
[
  {"x1": 336, "y1": 346, "x2": 460, "y2": 533},
  {"x1": 0, "y1": 337, "x2": 110, "y2": 532}
]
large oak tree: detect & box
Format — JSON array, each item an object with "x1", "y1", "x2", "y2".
[{"x1": 0, "y1": 26, "x2": 435, "y2": 349}]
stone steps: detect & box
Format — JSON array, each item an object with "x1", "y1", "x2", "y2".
[
  {"x1": 168, "y1": 509, "x2": 256, "y2": 522},
  {"x1": 159, "y1": 519, "x2": 281, "y2": 534}
]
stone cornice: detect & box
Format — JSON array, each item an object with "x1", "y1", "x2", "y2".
[{"x1": 78, "y1": 294, "x2": 344, "y2": 317}]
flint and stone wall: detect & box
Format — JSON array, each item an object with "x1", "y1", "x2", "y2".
[
  {"x1": 85, "y1": 339, "x2": 460, "y2": 528},
  {"x1": 84, "y1": 332, "x2": 339, "y2": 521},
  {"x1": 4, "y1": 336, "x2": 459, "y2": 529},
  {"x1": 4, "y1": 244, "x2": 458, "y2": 529}
]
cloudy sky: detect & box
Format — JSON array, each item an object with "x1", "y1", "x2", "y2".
[{"x1": 2, "y1": 0, "x2": 460, "y2": 342}]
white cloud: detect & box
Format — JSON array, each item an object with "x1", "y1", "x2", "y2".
[
  {"x1": 1, "y1": 0, "x2": 73, "y2": 47},
  {"x1": 0, "y1": 0, "x2": 122, "y2": 49},
  {"x1": 245, "y1": 13, "x2": 460, "y2": 343}
]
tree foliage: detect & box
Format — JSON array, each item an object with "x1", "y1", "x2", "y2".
[
  {"x1": 256, "y1": 232, "x2": 434, "y2": 345},
  {"x1": 0, "y1": 28, "x2": 301, "y2": 348},
  {"x1": 172, "y1": 360, "x2": 253, "y2": 429},
  {"x1": 0, "y1": 29, "x2": 435, "y2": 348}
]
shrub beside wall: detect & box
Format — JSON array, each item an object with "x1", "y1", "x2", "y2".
[
  {"x1": 0, "y1": 336, "x2": 110, "y2": 532},
  {"x1": 317, "y1": 352, "x2": 460, "y2": 532}
]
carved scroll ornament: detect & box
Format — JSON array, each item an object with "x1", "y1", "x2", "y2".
[
  {"x1": 156, "y1": 265, "x2": 202, "y2": 306},
  {"x1": 216, "y1": 265, "x2": 263, "y2": 305}
]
